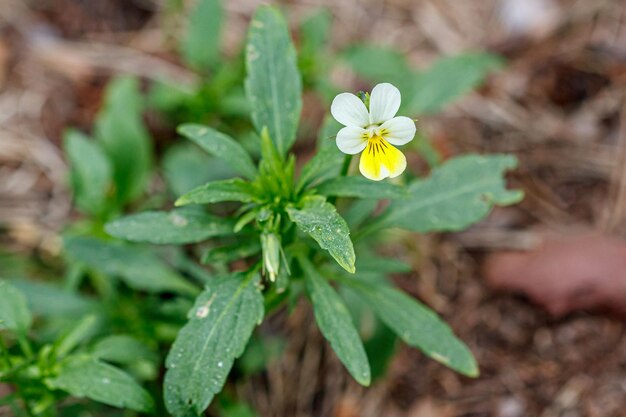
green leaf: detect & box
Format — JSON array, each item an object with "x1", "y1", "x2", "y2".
[
  {"x1": 355, "y1": 251, "x2": 412, "y2": 274},
  {"x1": 46, "y1": 356, "x2": 154, "y2": 412},
  {"x1": 317, "y1": 115, "x2": 342, "y2": 150},
  {"x1": 344, "y1": 199, "x2": 378, "y2": 230},
  {"x1": 11, "y1": 280, "x2": 95, "y2": 317},
  {"x1": 297, "y1": 144, "x2": 344, "y2": 191},
  {"x1": 95, "y1": 76, "x2": 152, "y2": 205},
  {"x1": 163, "y1": 143, "x2": 238, "y2": 197},
  {"x1": 342, "y1": 45, "x2": 414, "y2": 93},
  {"x1": 202, "y1": 240, "x2": 261, "y2": 265},
  {"x1": 374, "y1": 154, "x2": 523, "y2": 233},
  {"x1": 221, "y1": 402, "x2": 260, "y2": 417},
  {"x1": 407, "y1": 53, "x2": 503, "y2": 114},
  {"x1": 64, "y1": 236, "x2": 197, "y2": 295},
  {"x1": 300, "y1": 9, "x2": 331, "y2": 55},
  {"x1": 178, "y1": 124, "x2": 257, "y2": 180},
  {"x1": 175, "y1": 179, "x2": 256, "y2": 207},
  {"x1": 180, "y1": 0, "x2": 222, "y2": 70},
  {"x1": 245, "y1": 6, "x2": 302, "y2": 156},
  {"x1": 287, "y1": 196, "x2": 355, "y2": 273},
  {"x1": 105, "y1": 208, "x2": 235, "y2": 244},
  {"x1": 316, "y1": 176, "x2": 407, "y2": 200},
  {"x1": 55, "y1": 315, "x2": 99, "y2": 358},
  {"x1": 300, "y1": 259, "x2": 370, "y2": 385},
  {"x1": 341, "y1": 279, "x2": 478, "y2": 377},
  {"x1": 63, "y1": 129, "x2": 112, "y2": 216},
  {"x1": 0, "y1": 280, "x2": 32, "y2": 334},
  {"x1": 91, "y1": 335, "x2": 157, "y2": 366},
  {"x1": 164, "y1": 273, "x2": 264, "y2": 416}
]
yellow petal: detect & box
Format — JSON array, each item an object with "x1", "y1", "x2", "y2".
[{"x1": 359, "y1": 137, "x2": 407, "y2": 181}]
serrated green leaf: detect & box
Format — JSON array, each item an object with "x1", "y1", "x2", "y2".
[
  {"x1": 95, "y1": 76, "x2": 152, "y2": 205},
  {"x1": 301, "y1": 259, "x2": 370, "y2": 385},
  {"x1": 341, "y1": 279, "x2": 478, "y2": 377},
  {"x1": 175, "y1": 179, "x2": 256, "y2": 207},
  {"x1": 0, "y1": 280, "x2": 32, "y2": 334},
  {"x1": 105, "y1": 208, "x2": 235, "y2": 244},
  {"x1": 64, "y1": 236, "x2": 197, "y2": 295},
  {"x1": 297, "y1": 144, "x2": 344, "y2": 191},
  {"x1": 407, "y1": 52, "x2": 503, "y2": 114},
  {"x1": 180, "y1": 0, "x2": 222, "y2": 70},
  {"x1": 46, "y1": 356, "x2": 154, "y2": 412},
  {"x1": 316, "y1": 176, "x2": 407, "y2": 200},
  {"x1": 287, "y1": 196, "x2": 355, "y2": 273},
  {"x1": 245, "y1": 6, "x2": 302, "y2": 156},
  {"x1": 374, "y1": 154, "x2": 523, "y2": 233},
  {"x1": 91, "y1": 335, "x2": 157, "y2": 366},
  {"x1": 164, "y1": 273, "x2": 264, "y2": 416},
  {"x1": 63, "y1": 129, "x2": 112, "y2": 216},
  {"x1": 178, "y1": 124, "x2": 257, "y2": 180}
]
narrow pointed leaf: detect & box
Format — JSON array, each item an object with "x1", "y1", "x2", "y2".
[
  {"x1": 91, "y1": 335, "x2": 158, "y2": 366},
  {"x1": 64, "y1": 237, "x2": 197, "y2": 295},
  {"x1": 342, "y1": 45, "x2": 414, "y2": 94},
  {"x1": 95, "y1": 76, "x2": 152, "y2": 205},
  {"x1": 301, "y1": 259, "x2": 370, "y2": 385},
  {"x1": 164, "y1": 273, "x2": 264, "y2": 416},
  {"x1": 180, "y1": 0, "x2": 222, "y2": 70},
  {"x1": 178, "y1": 124, "x2": 257, "y2": 180},
  {"x1": 297, "y1": 144, "x2": 344, "y2": 190},
  {"x1": 245, "y1": 6, "x2": 302, "y2": 156},
  {"x1": 0, "y1": 280, "x2": 32, "y2": 334},
  {"x1": 105, "y1": 208, "x2": 235, "y2": 244},
  {"x1": 11, "y1": 280, "x2": 95, "y2": 317},
  {"x1": 342, "y1": 279, "x2": 478, "y2": 376},
  {"x1": 407, "y1": 52, "x2": 503, "y2": 114},
  {"x1": 287, "y1": 196, "x2": 355, "y2": 273},
  {"x1": 46, "y1": 356, "x2": 154, "y2": 412},
  {"x1": 175, "y1": 179, "x2": 256, "y2": 207},
  {"x1": 316, "y1": 176, "x2": 407, "y2": 200},
  {"x1": 375, "y1": 154, "x2": 523, "y2": 233},
  {"x1": 63, "y1": 129, "x2": 112, "y2": 216}
]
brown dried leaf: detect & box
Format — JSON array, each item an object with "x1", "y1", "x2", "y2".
[{"x1": 484, "y1": 232, "x2": 626, "y2": 316}]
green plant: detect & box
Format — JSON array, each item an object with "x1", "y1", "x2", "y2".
[
  {"x1": 1, "y1": 3, "x2": 521, "y2": 416},
  {"x1": 101, "y1": 5, "x2": 522, "y2": 416}
]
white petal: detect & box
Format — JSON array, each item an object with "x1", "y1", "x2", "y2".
[
  {"x1": 336, "y1": 126, "x2": 368, "y2": 154},
  {"x1": 369, "y1": 83, "x2": 401, "y2": 124},
  {"x1": 331, "y1": 93, "x2": 370, "y2": 127},
  {"x1": 379, "y1": 116, "x2": 416, "y2": 146}
]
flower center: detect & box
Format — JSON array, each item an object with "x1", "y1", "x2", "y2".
[
  {"x1": 362, "y1": 126, "x2": 390, "y2": 142},
  {"x1": 364, "y1": 134, "x2": 390, "y2": 156}
]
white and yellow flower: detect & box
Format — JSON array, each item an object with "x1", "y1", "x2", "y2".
[{"x1": 331, "y1": 83, "x2": 416, "y2": 181}]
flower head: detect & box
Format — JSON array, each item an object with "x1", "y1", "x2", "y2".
[{"x1": 331, "y1": 83, "x2": 416, "y2": 181}]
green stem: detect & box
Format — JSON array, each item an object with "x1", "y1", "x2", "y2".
[
  {"x1": 328, "y1": 154, "x2": 353, "y2": 205},
  {"x1": 340, "y1": 154, "x2": 353, "y2": 177},
  {"x1": 0, "y1": 338, "x2": 12, "y2": 369},
  {"x1": 16, "y1": 335, "x2": 33, "y2": 359}
]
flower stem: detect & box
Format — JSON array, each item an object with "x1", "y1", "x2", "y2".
[
  {"x1": 339, "y1": 154, "x2": 353, "y2": 177},
  {"x1": 329, "y1": 154, "x2": 353, "y2": 206}
]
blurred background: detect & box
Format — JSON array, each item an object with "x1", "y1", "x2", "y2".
[{"x1": 2, "y1": 0, "x2": 626, "y2": 416}]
